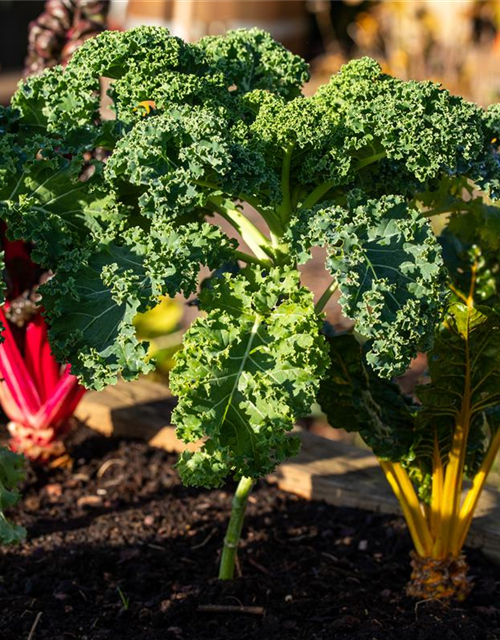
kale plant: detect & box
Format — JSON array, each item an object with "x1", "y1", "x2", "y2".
[{"x1": 0, "y1": 27, "x2": 499, "y2": 583}]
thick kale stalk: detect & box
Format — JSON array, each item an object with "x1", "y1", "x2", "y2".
[
  {"x1": 1, "y1": 27, "x2": 499, "y2": 581},
  {"x1": 219, "y1": 477, "x2": 254, "y2": 580}
]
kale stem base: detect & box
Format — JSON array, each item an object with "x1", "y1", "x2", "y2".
[{"x1": 218, "y1": 476, "x2": 254, "y2": 580}]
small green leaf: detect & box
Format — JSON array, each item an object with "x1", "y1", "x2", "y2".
[{"x1": 0, "y1": 448, "x2": 26, "y2": 545}]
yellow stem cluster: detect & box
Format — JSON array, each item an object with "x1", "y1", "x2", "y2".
[
  {"x1": 378, "y1": 422, "x2": 498, "y2": 562},
  {"x1": 380, "y1": 418, "x2": 500, "y2": 559},
  {"x1": 380, "y1": 269, "x2": 500, "y2": 561}
]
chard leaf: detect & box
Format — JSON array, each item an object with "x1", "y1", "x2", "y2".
[
  {"x1": 41, "y1": 221, "x2": 235, "y2": 389},
  {"x1": 0, "y1": 448, "x2": 26, "y2": 545},
  {"x1": 319, "y1": 304, "x2": 500, "y2": 501},
  {"x1": 415, "y1": 303, "x2": 500, "y2": 476},
  {"x1": 290, "y1": 191, "x2": 447, "y2": 377},
  {"x1": 171, "y1": 267, "x2": 329, "y2": 487},
  {"x1": 438, "y1": 228, "x2": 500, "y2": 305}
]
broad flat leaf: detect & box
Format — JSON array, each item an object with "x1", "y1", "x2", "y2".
[
  {"x1": 415, "y1": 303, "x2": 500, "y2": 475},
  {"x1": 319, "y1": 305, "x2": 500, "y2": 501},
  {"x1": 438, "y1": 228, "x2": 500, "y2": 305},
  {"x1": 318, "y1": 330, "x2": 413, "y2": 461},
  {"x1": 41, "y1": 220, "x2": 235, "y2": 389},
  {"x1": 290, "y1": 190, "x2": 446, "y2": 377},
  {"x1": 171, "y1": 266, "x2": 329, "y2": 487},
  {"x1": 0, "y1": 448, "x2": 26, "y2": 545}
]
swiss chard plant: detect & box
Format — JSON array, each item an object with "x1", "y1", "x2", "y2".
[
  {"x1": 0, "y1": 26, "x2": 499, "y2": 589},
  {"x1": 0, "y1": 233, "x2": 85, "y2": 462}
]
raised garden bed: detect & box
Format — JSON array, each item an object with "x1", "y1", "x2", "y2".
[
  {"x1": 1, "y1": 423, "x2": 500, "y2": 640},
  {"x1": 75, "y1": 379, "x2": 500, "y2": 561}
]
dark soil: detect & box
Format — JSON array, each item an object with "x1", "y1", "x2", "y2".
[{"x1": 1, "y1": 426, "x2": 500, "y2": 640}]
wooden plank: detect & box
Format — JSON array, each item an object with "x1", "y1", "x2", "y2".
[
  {"x1": 0, "y1": 71, "x2": 21, "y2": 106},
  {"x1": 74, "y1": 377, "x2": 191, "y2": 452},
  {"x1": 273, "y1": 431, "x2": 500, "y2": 562},
  {"x1": 76, "y1": 378, "x2": 500, "y2": 561}
]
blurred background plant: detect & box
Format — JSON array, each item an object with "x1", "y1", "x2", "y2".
[
  {"x1": 24, "y1": 0, "x2": 110, "y2": 75},
  {"x1": 133, "y1": 297, "x2": 184, "y2": 381},
  {"x1": 309, "y1": 0, "x2": 500, "y2": 104},
  {"x1": 3, "y1": 0, "x2": 500, "y2": 104}
]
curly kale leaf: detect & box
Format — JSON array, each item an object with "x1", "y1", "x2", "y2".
[
  {"x1": 12, "y1": 65, "x2": 99, "y2": 139},
  {"x1": 67, "y1": 26, "x2": 204, "y2": 81},
  {"x1": 290, "y1": 191, "x2": 446, "y2": 376},
  {"x1": 196, "y1": 28, "x2": 309, "y2": 99},
  {"x1": 239, "y1": 57, "x2": 493, "y2": 211},
  {"x1": 105, "y1": 108, "x2": 275, "y2": 219},
  {"x1": 313, "y1": 58, "x2": 487, "y2": 190},
  {"x1": 0, "y1": 149, "x2": 113, "y2": 269},
  {"x1": 63, "y1": 27, "x2": 306, "y2": 128},
  {"x1": 41, "y1": 221, "x2": 236, "y2": 389},
  {"x1": 171, "y1": 266, "x2": 329, "y2": 487},
  {"x1": 318, "y1": 330, "x2": 414, "y2": 461},
  {"x1": 0, "y1": 448, "x2": 26, "y2": 545}
]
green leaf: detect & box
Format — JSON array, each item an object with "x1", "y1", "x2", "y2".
[
  {"x1": 196, "y1": 28, "x2": 309, "y2": 99},
  {"x1": 41, "y1": 220, "x2": 235, "y2": 389},
  {"x1": 67, "y1": 26, "x2": 204, "y2": 81},
  {"x1": 415, "y1": 303, "x2": 500, "y2": 476},
  {"x1": 313, "y1": 58, "x2": 487, "y2": 189},
  {"x1": 438, "y1": 228, "x2": 500, "y2": 305},
  {"x1": 0, "y1": 448, "x2": 26, "y2": 545},
  {"x1": 290, "y1": 191, "x2": 447, "y2": 376},
  {"x1": 171, "y1": 266, "x2": 329, "y2": 487},
  {"x1": 0, "y1": 146, "x2": 114, "y2": 270},
  {"x1": 318, "y1": 330, "x2": 414, "y2": 461},
  {"x1": 105, "y1": 108, "x2": 273, "y2": 219},
  {"x1": 12, "y1": 65, "x2": 99, "y2": 137},
  {"x1": 319, "y1": 304, "x2": 500, "y2": 501}
]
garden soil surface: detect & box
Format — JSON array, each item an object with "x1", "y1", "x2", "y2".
[{"x1": 1, "y1": 426, "x2": 500, "y2": 640}]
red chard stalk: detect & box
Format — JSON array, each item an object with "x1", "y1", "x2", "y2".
[
  {"x1": 0, "y1": 229, "x2": 85, "y2": 462},
  {"x1": 0, "y1": 305, "x2": 85, "y2": 463}
]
